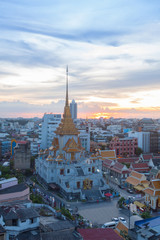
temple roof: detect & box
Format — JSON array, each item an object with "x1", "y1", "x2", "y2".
[
  {"x1": 55, "y1": 105, "x2": 79, "y2": 135},
  {"x1": 63, "y1": 137, "x2": 81, "y2": 153}
]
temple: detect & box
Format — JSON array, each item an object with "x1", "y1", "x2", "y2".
[{"x1": 36, "y1": 68, "x2": 109, "y2": 200}]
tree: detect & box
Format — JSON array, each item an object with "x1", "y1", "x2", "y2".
[
  {"x1": 141, "y1": 211, "x2": 151, "y2": 219},
  {"x1": 118, "y1": 197, "x2": 125, "y2": 208},
  {"x1": 30, "y1": 155, "x2": 38, "y2": 169},
  {"x1": 135, "y1": 147, "x2": 143, "y2": 156},
  {"x1": 120, "y1": 230, "x2": 131, "y2": 240}
]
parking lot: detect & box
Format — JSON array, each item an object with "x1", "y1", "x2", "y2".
[{"x1": 78, "y1": 199, "x2": 130, "y2": 226}]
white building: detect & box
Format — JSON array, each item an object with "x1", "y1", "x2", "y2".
[
  {"x1": 107, "y1": 125, "x2": 122, "y2": 134},
  {"x1": 79, "y1": 129, "x2": 90, "y2": 152},
  {"x1": 39, "y1": 113, "x2": 61, "y2": 149},
  {"x1": 70, "y1": 99, "x2": 77, "y2": 120},
  {"x1": 27, "y1": 137, "x2": 41, "y2": 156},
  {"x1": 128, "y1": 131, "x2": 150, "y2": 153}
]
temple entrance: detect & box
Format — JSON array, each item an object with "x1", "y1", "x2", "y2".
[
  {"x1": 83, "y1": 178, "x2": 92, "y2": 190},
  {"x1": 71, "y1": 152, "x2": 75, "y2": 161}
]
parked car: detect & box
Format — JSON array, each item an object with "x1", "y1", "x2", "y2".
[
  {"x1": 102, "y1": 221, "x2": 117, "y2": 229},
  {"x1": 127, "y1": 189, "x2": 133, "y2": 194},
  {"x1": 118, "y1": 217, "x2": 126, "y2": 224},
  {"x1": 111, "y1": 217, "x2": 119, "y2": 222}
]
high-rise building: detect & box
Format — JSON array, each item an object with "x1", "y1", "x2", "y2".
[
  {"x1": 128, "y1": 131, "x2": 150, "y2": 153},
  {"x1": 70, "y1": 99, "x2": 77, "y2": 120},
  {"x1": 39, "y1": 113, "x2": 61, "y2": 149}
]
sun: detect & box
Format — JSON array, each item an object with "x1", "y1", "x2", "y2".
[{"x1": 91, "y1": 112, "x2": 111, "y2": 119}]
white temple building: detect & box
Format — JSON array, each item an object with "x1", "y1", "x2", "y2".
[{"x1": 36, "y1": 69, "x2": 109, "y2": 200}]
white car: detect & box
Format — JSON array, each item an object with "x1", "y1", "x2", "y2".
[
  {"x1": 111, "y1": 217, "x2": 119, "y2": 222},
  {"x1": 102, "y1": 221, "x2": 117, "y2": 229},
  {"x1": 118, "y1": 217, "x2": 126, "y2": 224}
]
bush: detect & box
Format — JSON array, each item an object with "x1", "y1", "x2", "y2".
[
  {"x1": 61, "y1": 207, "x2": 73, "y2": 220},
  {"x1": 30, "y1": 193, "x2": 44, "y2": 204},
  {"x1": 141, "y1": 211, "x2": 151, "y2": 219}
]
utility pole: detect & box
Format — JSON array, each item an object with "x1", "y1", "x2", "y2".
[{"x1": 128, "y1": 196, "x2": 131, "y2": 229}]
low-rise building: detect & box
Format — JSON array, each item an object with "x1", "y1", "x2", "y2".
[
  {"x1": 78, "y1": 228, "x2": 122, "y2": 240},
  {"x1": 100, "y1": 150, "x2": 117, "y2": 160},
  {"x1": 139, "y1": 154, "x2": 153, "y2": 162},
  {"x1": 134, "y1": 216, "x2": 160, "y2": 240},
  {"x1": 144, "y1": 178, "x2": 160, "y2": 210},
  {"x1": 0, "y1": 225, "x2": 6, "y2": 240},
  {"x1": 130, "y1": 163, "x2": 150, "y2": 174},
  {"x1": 125, "y1": 171, "x2": 147, "y2": 189},
  {"x1": 103, "y1": 160, "x2": 130, "y2": 185},
  {"x1": 0, "y1": 205, "x2": 40, "y2": 240},
  {"x1": 0, "y1": 178, "x2": 18, "y2": 190},
  {"x1": 0, "y1": 183, "x2": 29, "y2": 204}
]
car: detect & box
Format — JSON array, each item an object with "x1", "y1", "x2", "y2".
[
  {"x1": 111, "y1": 217, "x2": 119, "y2": 222},
  {"x1": 127, "y1": 189, "x2": 134, "y2": 194},
  {"x1": 118, "y1": 217, "x2": 126, "y2": 224},
  {"x1": 102, "y1": 221, "x2": 117, "y2": 229}
]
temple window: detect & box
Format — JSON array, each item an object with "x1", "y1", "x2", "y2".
[
  {"x1": 88, "y1": 168, "x2": 91, "y2": 172},
  {"x1": 60, "y1": 169, "x2": 64, "y2": 175},
  {"x1": 67, "y1": 169, "x2": 70, "y2": 174},
  {"x1": 92, "y1": 167, "x2": 95, "y2": 173}
]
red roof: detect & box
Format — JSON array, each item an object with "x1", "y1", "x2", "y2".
[
  {"x1": 142, "y1": 154, "x2": 153, "y2": 160},
  {"x1": 111, "y1": 162, "x2": 130, "y2": 174},
  {"x1": 113, "y1": 162, "x2": 125, "y2": 171},
  {"x1": 118, "y1": 158, "x2": 139, "y2": 164},
  {"x1": 78, "y1": 228, "x2": 122, "y2": 240},
  {"x1": 17, "y1": 141, "x2": 28, "y2": 144},
  {"x1": 103, "y1": 159, "x2": 113, "y2": 167},
  {"x1": 132, "y1": 163, "x2": 149, "y2": 169}
]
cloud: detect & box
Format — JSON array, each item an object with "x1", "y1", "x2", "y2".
[{"x1": 0, "y1": 1, "x2": 160, "y2": 118}]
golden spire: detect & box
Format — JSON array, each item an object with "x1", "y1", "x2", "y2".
[
  {"x1": 55, "y1": 67, "x2": 79, "y2": 136},
  {"x1": 66, "y1": 66, "x2": 69, "y2": 107}
]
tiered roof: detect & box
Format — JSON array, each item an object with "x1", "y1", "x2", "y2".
[
  {"x1": 144, "y1": 179, "x2": 160, "y2": 197},
  {"x1": 55, "y1": 69, "x2": 79, "y2": 136},
  {"x1": 126, "y1": 171, "x2": 146, "y2": 186},
  {"x1": 131, "y1": 163, "x2": 150, "y2": 173},
  {"x1": 100, "y1": 150, "x2": 116, "y2": 160}
]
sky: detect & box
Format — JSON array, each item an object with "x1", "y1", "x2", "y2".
[{"x1": 0, "y1": 0, "x2": 160, "y2": 119}]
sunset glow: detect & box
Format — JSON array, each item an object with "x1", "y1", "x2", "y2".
[{"x1": 0, "y1": 1, "x2": 160, "y2": 118}]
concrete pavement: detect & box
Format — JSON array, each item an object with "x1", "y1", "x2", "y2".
[{"x1": 78, "y1": 199, "x2": 130, "y2": 227}]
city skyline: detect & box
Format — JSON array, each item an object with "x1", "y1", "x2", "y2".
[{"x1": 0, "y1": 1, "x2": 160, "y2": 119}]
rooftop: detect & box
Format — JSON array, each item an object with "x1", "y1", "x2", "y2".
[
  {"x1": 78, "y1": 228, "x2": 122, "y2": 240},
  {"x1": 0, "y1": 205, "x2": 39, "y2": 221},
  {"x1": 0, "y1": 177, "x2": 17, "y2": 184},
  {"x1": 0, "y1": 183, "x2": 28, "y2": 195}
]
